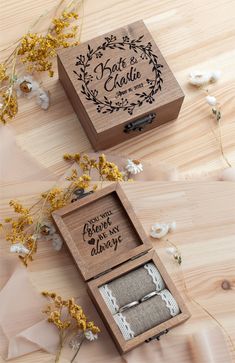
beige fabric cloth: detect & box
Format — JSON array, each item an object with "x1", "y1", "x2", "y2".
[
  {"x1": 114, "y1": 293, "x2": 172, "y2": 339},
  {"x1": 0, "y1": 257, "x2": 59, "y2": 360},
  {"x1": 99, "y1": 263, "x2": 165, "y2": 313}
]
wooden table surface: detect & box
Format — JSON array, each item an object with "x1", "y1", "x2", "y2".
[
  {"x1": 1, "y1": 0, "x2": 235, "y2": 178},
  {"x1": 0, "y1": 181, "x2": 235, "y2": 362},
  {"x1": 1, "y1": 0, "x2": 235, "y2": 362}
]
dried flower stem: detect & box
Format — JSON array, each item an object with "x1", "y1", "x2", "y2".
[
  {"x1": 70, "y1": 336, "x2": 84, "y2": 363},
  {"x1": 202, "y1": 87, "x2": 231, "y2": 168}
]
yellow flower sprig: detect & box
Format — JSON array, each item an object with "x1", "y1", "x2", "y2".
[
  {"x1": 17, "y1": 11, "x2": 79, "y2": 77},
  {"x1": 1, "y1": 153, "x2": 124, "y2": 266},
  {"x1": 64, "y1": 153, "x2": 124, "y2": 182},
  {"x1": 42, "y1": 291, "x2": 100, "y2": 363},
  {"x1": 0, "y1": 0, "x2": 83, "y2": 124}
]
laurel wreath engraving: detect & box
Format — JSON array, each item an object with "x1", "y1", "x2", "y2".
[{"x1": 73, "y1": 34, "x2": 164, "y2": 115}]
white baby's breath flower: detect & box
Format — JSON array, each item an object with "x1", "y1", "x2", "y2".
[
  {"x1": 150, "y1": 223, "x2": 169, "y2": 239},
  {"x1": 40, "y1": 221, "x2": 56, "y2": 239},
  {"x1": 188, "y1": 70, "x2": 212, "y2": 87},
  {"x1": 52, "y1": 234, "x2": 63, "y2": 251},
  {"x1": 36, "y1": 89, "x2": 50, "y2": 110},
  {"x1": 84, "y1": 330, "x2": 98, "y2": 341},
  {"x1": 10, "y1": 243, "x2": 30, "y2": 255},
  {"x1": 166, "y1": 247, "x2": 177, "y2": 255},
  {"x1": 206, "y1": 95, "x2": 217, "y2": 106},
  {"x1": 16, "y1": 75, "x2": 40, "y2": 98},
  {"x1": 125, "y1": 159, "x2": 143, "y2": 175},
  {"x1": 169, "y1": 221, "x2": 177, "y2": 232},
  {"x1": 210, "y1": 70, "x2": 221, "y2": 83}
]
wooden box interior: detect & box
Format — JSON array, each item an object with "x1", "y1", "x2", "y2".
[{"x1": 88, "y1": 250, "x2": 190, "y2": 354}]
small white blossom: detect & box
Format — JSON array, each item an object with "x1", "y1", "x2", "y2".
[
  {"x1": 40, "y1": 221, "x2": 56, "y2": 238},
  {"x1": 125, "y1": 159, "x2": 143, "y2": 175},
  {"x1": 84, "y1": 330, "x2": 98, "y2": 341},
  {"x1": 36, "y1": 89, "x2": 50, "y2": 110},
  {"x1": 169, "y1": 221, "x2": 177, "y2": 232},
  {"x1": 206, "y1": 95, "x2": 217, "y2": 106},
  {"x1": 52, "y1": 234, "x2": 63, "y2": 251},
  {"x1": 166, "y1": 247, "x2": 177, "y2": 255},
  {"x1": 210, "y1": 70, "x2": 221, "y2": 83},
  {"x1": 15, "y1": 75, "x2": 40, "y2": 98},
  {"x1": 188, "y1": 70, "x2": 211, "y2": 87},
  {"x1": 10, "y1": 243, "x2": 30, "y2": 255},
  {"x1": 150, "y1": 223, "x2": 169, "y2": 239}
]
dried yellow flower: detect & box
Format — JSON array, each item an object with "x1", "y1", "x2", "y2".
[
  {"x1": 17, "y1": 11, "x2": 79, "y2": 77},
  {"x1": 0, "y1": 64, "x2": 8, "y2": 82},
  {"x1": 0, "y1": 89, "x2": 18, "y2": 124},
  {"x1": 42, "y1": 291, "x2": 100, "y2": 361}
]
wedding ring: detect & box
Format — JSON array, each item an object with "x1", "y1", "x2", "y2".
[
  {"x1": 119, "y1": 301, "x2": 139, "y2": 313},
  {"x1": 140, "y1": 290, "x2": 158, "y2": 302}
]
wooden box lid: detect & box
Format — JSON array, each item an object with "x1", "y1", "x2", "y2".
[
  {"x1": 52, "y1": 184, "x2": 152, "y2": 281},
  {"x1": 57, "y1": 20, "x2": 184, "y2": 148}
]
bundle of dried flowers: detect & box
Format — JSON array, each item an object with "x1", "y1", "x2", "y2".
[
  {"x1": 42, "y1": 291, "x2": 100, "y2": 363},
  {"x1": 0, "y1": 0, "x2": 83, "y2": 124},
  {"x1": 0, "y1": 153, "x2": 124, "y2": 266}
]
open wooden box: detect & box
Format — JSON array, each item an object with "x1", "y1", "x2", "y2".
[
  {"x1": 57, "y1": 20, "x2": 184, "y2": 150},
  {"x1": 52, "y1": 184, "x2": 190, "y2": 353}
]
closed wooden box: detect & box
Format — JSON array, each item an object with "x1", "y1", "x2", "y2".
[
  {"x1": 57, "y1": 21, "x2": 184, "y2": 150},
  {"x1": 52, "y1": 184, "x2": 190, "y2": 354}
]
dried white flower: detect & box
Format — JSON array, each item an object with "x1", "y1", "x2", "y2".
[
  {"x1": 188, "y1": 70, "x2": 221, "y2": 87},
  {"x1": 206, "y1": 95, "x2": 217, "y2": 106},
  {"x1": 69, "y1": 334, "x2": 83, "y2": 350},
  {"x1": 52, "y1": 234, "x2": 63, "y2": 251},
  {"x1": 210, "y1": 70, "x2": 221, "y2": 83},
  {"x1": 166, "y1": 247, "x2": 177, "y2": 255},
  {"x1": 150, "y1": 223, "x2": 170, "y2": 239},
  {"x1": 16, "y1": 75, "x2": 40, "y2": 98},
  {"x1": 10, "y1": 243, "x2": 30, "y2": 255},
  {"x1": 125, "y1": 159, "x2": 143, "y2": 175},
  {"x1": 169, "y1": 221, "x2": 177, "y2": 232},
  {"x1": 84, "y1": 330, "x2": 98, "y2": 341},
  {"x1": 36, "y1": 89, "x2": 50, "y2": 110},
  {"x1": 188, "y1": 70, "x2": 212, "y2": 87}
]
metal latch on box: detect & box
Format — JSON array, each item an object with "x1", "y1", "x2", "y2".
[
  {"x1": 123, "y1": 113, "x2": 156, "y2": 133},
  {"x1": 145, "y1": 329, "x2": 169, "y2": 343}
]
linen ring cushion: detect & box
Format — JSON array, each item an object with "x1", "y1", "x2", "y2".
[
  {"x1": 99, "y1": 262, "x2": 180, "y2": 340},
  {"x1": 99, "y1": 263, "x2": 165, "y2": 314}
]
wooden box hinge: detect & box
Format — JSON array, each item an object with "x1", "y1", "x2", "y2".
[
  {"x1": 93, "y1": 268, "x2": 113, "y2": 279},
  {"x1": 130, "y1": 251, "x2": 148, "y2": 261}
]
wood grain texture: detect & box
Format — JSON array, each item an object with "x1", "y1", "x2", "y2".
[
  {"x1": 0, "y1": 0, "x2": 235, "y2": 175},
  {"x1": 0, "y1": 181, "x2": 235, "y2": 362},
  {"x1": 58, "y1": 20, "x2": 184, "y2": 149}
]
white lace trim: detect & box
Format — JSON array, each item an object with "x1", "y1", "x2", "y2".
[
  {"x1": 113, "y1": 313, "x2": 135, "y2": 341},
  {"x1": 144, "y1": 263, "x2": 165, "y2": 291},
  {"x1": 157, "y1": 289, "x2": 180, "y2": 317},
  {"x1": 99, "y1": 284, "x2": 119, "y2": 314}
]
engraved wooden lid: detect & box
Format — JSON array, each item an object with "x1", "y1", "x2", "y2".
[
  {"x1": 57, "y1": 20, "x2": 184, "y2": 135},
  {"x1": 52, "y1": 183, "x2": 152, "y2": 281}
]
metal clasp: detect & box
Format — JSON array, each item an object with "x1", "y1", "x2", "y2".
[
  {"x1": 123, "y1": 113, "x2": 156, "y2": 133},
  {"x1": 145, "y1": 329, "x2": 169, "y2": 343}
]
